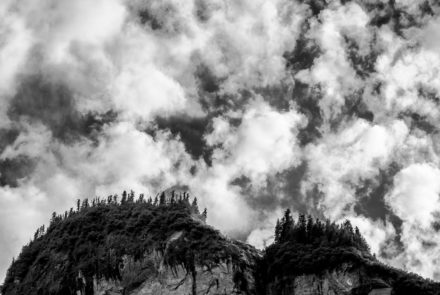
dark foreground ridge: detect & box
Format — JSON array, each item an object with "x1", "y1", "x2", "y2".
[{"x1": 2, "y1": 191, "x2": 439, "y2": 295}]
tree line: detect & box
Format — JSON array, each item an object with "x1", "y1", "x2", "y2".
[{"x1": 274, "y1": 209, "x2": 370, "y2": 252}]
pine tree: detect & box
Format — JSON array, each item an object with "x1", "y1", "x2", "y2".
[
  {"x1": 121, "y1": 191, "x2": 127, "y2": 204},
  {"x1": 81, "y1": 199, "x2": 89, "y2": 209},
  {"x1": 191, "y1": 197, "x2": 200, "y2": 214},
  {"x1": 202, "y1": 208, "x2": 207, "y2": 221},
  {"x1": 77, "y1": 199, "x2": 81, "y2": 212},
  {"x1": 50, "y1": 212, "x2": 57, "y2": 225},
  {"x1": 128, "y1": 190, "x2": 135, "y2": 203},
  {"x1": 159, "y1": 192, "x2": 166, "y2": 205},
  {"x1": 274, "y1": 219, "x2": 281, "y2": 243},
  {"x1": 280, "y1": 209, "x2": 293, "y2": 242}
]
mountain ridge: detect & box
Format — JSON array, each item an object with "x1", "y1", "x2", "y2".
[{"x1": 2, "y1": 191, "x2": 439, "y2": 295}]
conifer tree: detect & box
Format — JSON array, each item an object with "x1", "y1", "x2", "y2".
[
  {"x1": 159, "y1": 192, "x2": 166, "y2": 205},
  {"x1": 274, "y1": 219, "x2": 281, "y2": 243},
  {"x1": 121, "y1": 191, "x2": 127, "y2": 204},
  {"x1": 128, "y1": 190, "x2": 135, "y2": 203},
  {"x1": 202, "y1": 208, "x2": 207, "y2": 221},
  {"x1": 280, "y1": 209, "x2": 293, "y2": 242},
  {"x1": 191, "y1": 197, "x2": 200, "y2": 214}
]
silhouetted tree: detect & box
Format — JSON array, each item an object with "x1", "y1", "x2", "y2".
[
  {"x1": 159, "y1": 192, "x2": 166, "y2": 205},
  {"x1": 121, "y1": 191, "x2": 127, "y2": 204},
  {"x1": 274, "y1": 219, "x2": 281, "y2": 243},
  {"x1": 191, "y1": 197, "x2": 200, "y2": 215},
  {"x1": 202, "y1": 208, "x2": 207, "y2": 221}
]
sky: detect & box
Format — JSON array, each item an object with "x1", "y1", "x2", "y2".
[{"x1": 1, "y1": 0, "x2": 440, "y2": 282}]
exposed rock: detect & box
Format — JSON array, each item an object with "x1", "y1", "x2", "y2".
[
  {"x1": 266, "y1": 263, "x2": 387, "y2": 295},
  {"x1": 92, "y1": 250, "x2": 255, "y2": 295}
]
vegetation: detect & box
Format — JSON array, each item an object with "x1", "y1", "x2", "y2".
[
  {"x1": 3, "y1": 198, "x2": 440, "y2": 295},
  {"x1": 2, "y1": 191, "x2": 255, "y2": 295},
  {"x1": 256, "y1": 209, "x2": 440, "y2": 295}
]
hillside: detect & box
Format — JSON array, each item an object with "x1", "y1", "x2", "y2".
[
  {"x1": 2, "y1": 193, "x2": 440, "y2": 295},
  {"x1": 256, "y1": 209, "x2": 440, "y2": 295},
  {"x1": 1, "y1": 191, "x2": 259, "y2": 295}
]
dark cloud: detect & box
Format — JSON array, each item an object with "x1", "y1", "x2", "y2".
[
  {"x1": 138, "y1": 7, "x2": 163, "y2": 31},
  {"x1": 0, "y1": 156, "x2": 36, "y2": 188},
  {"x1": 284, "y1": 28, "x2": 321, "y2": 74},
  {"x1": 354, "y1": 163, "x2": 403, "y2": 237},
  {"x1": 292, "y1": 81, "x2": 323, "y2": 145},
  {"x1": 195, "y1": 64, "x2": 222, "y2": 94},
  {"x1": 254, "y1": 84, "x2": 292, "y2": 112},
  {"x1": 8, "y1": 75, "x2": 117, "y2": 143},
  {"x1": 402, "y1": 112, "x2": 437, "y2": 134},
  {"x1": 230, "y1": 162, "x2": 309, "y2": 214},
  {"x1": 365, "y1": 0, "x2": 437, "y2": 36},
  {"x1": 0, "y1": 129, "x2": 20, "y2": 153},
  {"x1": 354, "y1": 163, "x2": 399, "y2": 220},
  {"x1": 0, "y1": 129, "x2": 36, "y2": 187},
  {"x1": 301, "y1": 0, "x2": 327, "y2": 17},
  {"x1": 344, "y1": 91, "x2": 375, "y2": 122},
  {"x1": 193, "y1": 0, "x2": 213, "y2": 23},
  {"x1": 344, "y1": 36, "x2": 380, "y2": 79},
  {"x1": 153, "y1": 115, "x2": 212, "y2": 163}
]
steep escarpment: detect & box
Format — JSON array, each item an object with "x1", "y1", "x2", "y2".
[{"x1": 1, "y1": 191, "x2": 259, "y2": 295}]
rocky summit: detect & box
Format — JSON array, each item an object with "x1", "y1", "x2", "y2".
[{"x1": 2, "y1": 192, "x2": 439, "y2": 295}]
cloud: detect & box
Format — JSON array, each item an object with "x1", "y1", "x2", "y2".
[
  {"x1": 304, "y1": 119, "x2": 408, "y2": 219},
  {"x1": 2, "y1": 0, "x2": 440, "y2": 283},
  {"x1": 206, "y1": 98, "x2": 305, "y2": 186}
]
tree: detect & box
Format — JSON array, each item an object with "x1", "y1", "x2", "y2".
[
  {"x1": 201, "y1": 208, "x2": 207, "y2": 221},
  {"x1": 159, "y1": 192, "x2": 166, "y2": 205},
  {"x1": 274, "y1": 219, "x2": 281, "y2": 243},
  {"x1": 128, "y1": 190, "x2": 135, "y2": 203},
  {"x1": 121, "y1": 191, "x2": 127, "y2": 204},
  {"x1": 81, "y1": 199, "x2": 89, "y2": 209},
  {"x1": 50, "y1": 212, "x2": 57, "y2": 225},
  {"x1": 280, "y1": 209, "x2": 293, "y2": 242},
  {"x1": 191, "y1": 198, "x2": 200, "y2": 215},
  {"x1": 77, "y1": 199, "x2": 81, "y2": 212}
]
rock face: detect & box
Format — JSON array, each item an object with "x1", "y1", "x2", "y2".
[
  {"x1": 88, "y1": 232, "x2": 258, "y2": 295},
  {"x1": 265, "y1": 263, "x2": 393, "y2": 295},
  {"x1": 91, "y1": 252, "x2": 255, "y2": 295}
]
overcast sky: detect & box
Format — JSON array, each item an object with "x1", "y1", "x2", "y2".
[{"x1": 1, "y1": 0, "x2": 440, "y2": 282}]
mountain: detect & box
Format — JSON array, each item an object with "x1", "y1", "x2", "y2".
[{"x1": 2, "y1": 192, "x2": 439, "y2": 295}]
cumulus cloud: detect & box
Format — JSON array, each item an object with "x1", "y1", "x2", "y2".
[
  {"x1": 304, "y1": 119, "x2": 408, "y2": 219},
  {"x1": 1, "y1": 0, "x2": 440, "y2": 283}
]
